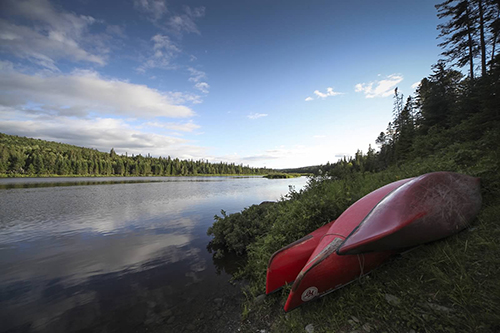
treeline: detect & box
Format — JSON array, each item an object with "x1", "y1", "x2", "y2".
[
  {"x1": 0, "y1": 134, "x2": 272, "y2": 177},
  {"x1": 300, "y1": 0, "x2": 500, "y2": 179},
  {"x1": 208, "y1": 2, "x2": 500, "y2": 331}
]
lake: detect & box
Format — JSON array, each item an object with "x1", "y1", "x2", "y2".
[{"x1": 0, "y1": 176, "x2": 308, "y2": 333}]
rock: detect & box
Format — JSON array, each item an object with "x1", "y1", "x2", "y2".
[
  {"x1": 167, "y1": 316, "x2": 175, "y2": 324},
  {"x1": 186, "y1": 324, "x2": 196, "y2": 331},
  {"x1": 305, "y1": 323, "x2": 314, "y2": 333},
  {"x1": 216, "y1": 311, "x2": 223, "y2": 317},
  {"x1": 385, "y1": 294, "x2": 401, "y2": 306},
  {"x1": 426, "y1": 302, "x2": 455, "y2": 313},
  {"x1": 147, "y1": 301, "x2": 157, "y2": 309},
  {"x1": 214, "y1": 298, "x2": 223, "y2": 306},
  {"x1": 254, "y1": 294, "x2": 266, "y2": 304}
]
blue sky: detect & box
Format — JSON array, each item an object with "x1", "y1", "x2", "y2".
[{"x1": 0, "y1": 0, "x2": 441, "y2": 168}]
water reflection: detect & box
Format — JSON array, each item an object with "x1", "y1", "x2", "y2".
[{"x1": 0, "y1": 176, "x2": 308, "y2": 332}]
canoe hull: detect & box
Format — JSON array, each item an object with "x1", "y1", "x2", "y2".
[
  {"x1": 338, "y1": 172, "x2": 482, "y2": 255},
  {"x1": 283, "y1": 178, "x2": 412, "y2": 311},
  {"x1": 266, "y1": 220, "x2": 335, "y2": 294}
]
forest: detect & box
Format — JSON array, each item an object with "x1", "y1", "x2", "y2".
[
  {"x1": 0, "y1": 134, "x2": 272, "y2": 177},
  {"x1": 208, "y1": 1, "x2": 500, "y2": 332}
]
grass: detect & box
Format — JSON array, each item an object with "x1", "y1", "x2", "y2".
[
  {"x1": 241, "y1": 200, "x2": 500, "y2": 332},
  {"x1": 208, "y1": 136, "x2": 500, "y2": 332}
]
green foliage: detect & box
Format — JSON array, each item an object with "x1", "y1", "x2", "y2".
[
  {"x1": 207, "y1": 4, "x2": 500, "y2": 329},
  {"x1": 0, "y1": 133, "x2": 273, "y2": 177},
  {"x1": 263, "y1": 173, "x2": 302, "y2": 179}
]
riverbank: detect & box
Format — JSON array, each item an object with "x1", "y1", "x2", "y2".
[
  {"x1": 209, "y1": 147, "x2": 500, "y2": 332},
  {"x1": 0, "y1": 173, "x2": 269, "y2": 178},
  {"x1": 263, "y1": 173, "x2": 305, "y2": 179}
]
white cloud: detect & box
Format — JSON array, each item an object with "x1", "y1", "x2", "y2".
[
  {"x1": 0, "y1": 0, "x2": 107, "y2": 70},
  {"x1": 247, "y1": 113, "x2": 268, "y2": 119},
  {"x1": 187, "y1": 67, "x2": 206, "y2": 82},
  {"x1": 411, "y1": 81, "x2": 421, "y2": 89},
  {"x1": 167, "y1": 6, "x2": 205, "y2": 36},
  {"x1": 355, "y1": 74, "x2": 404, "y2": 98},
  {"x1": 105, "y1": 25, "x2": 127, "y2": 39},
  {"x1": 134, "y1": 0, "x2": 168, "y2": 22},
  {"x1": 0, "y1": 68, "x2": 195, "y2": 118},
  {"x1": 164, "y1": 91, "x2": 202, "y2": 105},
  {"x1": 145, "y1": 120, "x2": 201, "y2": 132},
  {"x1": 187, "y1": 67, "x2": 209, "y2": 94},
  {"x1": 305, "y1": 97, "x2": 314, "y2": 102},
  {"x1": 194, "y1": 82, "x2": 210, "y2": 94},
  {"x1": 137, "y1": 34, "x2": 181, "y2": 72},
  {"x1": 0, "y1": 115, "x2": 207, "y2": 160},
  {"x1": 313, "y1": 87, "x2": 344, "y2": 99}
]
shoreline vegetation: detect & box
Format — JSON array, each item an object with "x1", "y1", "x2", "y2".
[
  {"x1": 263, "y1": 173, "x2": 305, "y2": 179},
  {"x1": 207, "y1": 1, "x2": 500, "y2": 330}
]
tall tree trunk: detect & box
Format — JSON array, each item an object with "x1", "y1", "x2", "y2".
[
  {"x1": 466, "y1": 3, "x2": 475, "y2": 79},
  {"x1": 478, "y1": 0, "x2": 487, "y2": 76},
  {"x1": 491, "y1": 6, "x2": 500, "y2": 71}
]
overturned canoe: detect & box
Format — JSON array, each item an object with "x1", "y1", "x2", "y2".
[
  {"x1": 266, "y1": 220, "x2": 335, "y2": 294},
  {"x1": 278, "y1": 172, "x2": 481, "y2": 312},
  {"x1": 338, "y1": 172, "x2": 482, "y2": 255},
  {"x1": 283, "y1": 178, "x2": 409, "y2": 311}
]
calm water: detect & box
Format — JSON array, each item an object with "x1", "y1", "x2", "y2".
[{"x1": 0, "y1": 176, "x2": 308, "y2": 333}]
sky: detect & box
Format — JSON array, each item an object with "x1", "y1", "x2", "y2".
[{"x1": 0, "y1": 0, "x2": 442, "y2": 169}]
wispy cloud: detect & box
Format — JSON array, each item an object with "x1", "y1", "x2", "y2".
[
  {"x1": 247, "y1": 113, "x2": 268, "y2": 119},
  {"x1": 0, "y1": 115, "x2": 209, "y2": 160},
  {"x1": 167, "y1": 6, "x2": 205, "y2": 36},
  {"x1": 0, "y1": 67, "x2": 195, "y2": 118},
  {"x1": 188, "y1": 67, "x2": 206, "y2": 82},
  {"x1": 305, "y1": 87, "x2": 344, "y2": 101},
  {"x1": 194, "y1": 82, "x2": 210, "y2": 94},
  {"x1": 0, "y1": 0, "x2": 107, "y2": 70},
  {"x1": 137, "y1": 34, "x2": 181, "y2": 72},
  {"x1": 187, "y1": 67, "x2": 209, "y2": 94},
  {"x1": 133, "y1": 0, "x2": 168, "y2": 22},
  {"x1": 145, "y1": 120, "x2": 201, "y2": 132},
  {"x1": 411, "y1": 81, "x2": 421, "y2": 89},
  {"x1": 355, "y1": 74, "x2": 403, "y2": 98},
  {"x1": 313, "y1": 87, "x2": 344, "y2": 99}
]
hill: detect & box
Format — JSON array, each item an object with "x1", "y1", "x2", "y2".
[{"x1": 0, "y1": 133, "x2": 272, "y2": 177}]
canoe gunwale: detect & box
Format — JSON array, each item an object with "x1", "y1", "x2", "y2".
[{"x1": 267, "y1": 234, "x2": 314, "y2": 269}]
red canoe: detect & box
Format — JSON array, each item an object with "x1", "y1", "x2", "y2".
[
  {"x1": 337, "y1": 172, "x2": 482, "y2": 255},
  {"x1": 283, "y1": 178, "x2": 410, "y2": 311},
  {"x1": 273, "y1": 172, "x2": 481, "y2": 312},
  {"x1": 266, "y1": 220, "x2": 335, "y2": 294}
]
